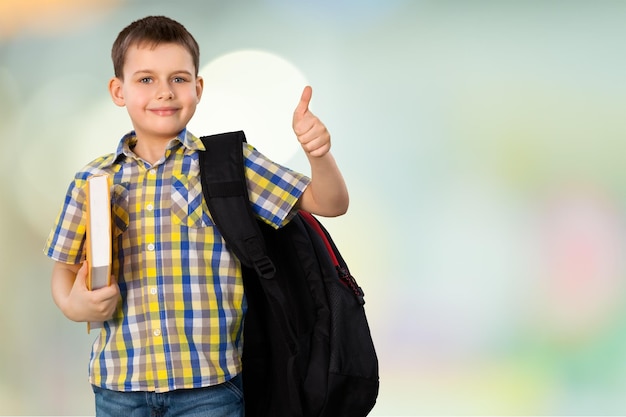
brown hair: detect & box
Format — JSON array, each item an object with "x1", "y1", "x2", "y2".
[{"x1": 111, "y1": 16, "x2": 200, "y2": 79}]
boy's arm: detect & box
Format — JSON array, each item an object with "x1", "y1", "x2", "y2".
[
  {"x1": 51, "y1": 261, "x2": 120, "y2": 323},
  {"x1": 293, "y1": 86, "x2": 349, "y2": 217}
]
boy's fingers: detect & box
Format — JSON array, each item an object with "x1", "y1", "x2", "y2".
[
  {"x1": 294, "y1": 86, "x2": 313, "y2": 119},
  {"x1": 74, "y1": 262, "x2": 88, "y2": 287}
]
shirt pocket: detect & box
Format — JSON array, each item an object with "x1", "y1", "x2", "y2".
[
  {"x1": 171, "y1": 173, "x2": 213, "y2": 228},
  {"x1": 111, "y1": 183, "x2": 130, "y2": 237}
]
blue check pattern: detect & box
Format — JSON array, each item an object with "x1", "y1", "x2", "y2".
[{"x1": 44, "y1": 130, "x2": 309, "y2": 392}]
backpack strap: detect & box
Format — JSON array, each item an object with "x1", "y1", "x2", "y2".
[{"x1": 198, "y1": 131, "x2": 276, "y2": 279}]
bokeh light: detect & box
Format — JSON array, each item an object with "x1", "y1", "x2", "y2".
[{"x1": 189, "y1": 49, "x2": 307, "y2": 164}]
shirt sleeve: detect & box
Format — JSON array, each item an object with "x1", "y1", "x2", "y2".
[
  {"x1": 43, "y1": 152, "x2": 119, "y2": 263},
  {"x1": 43, "y1": 177, "x2": 88, "y2": 264},
  {"x1": 243, "y1": 143, "x2": 310, "y2": 229}
]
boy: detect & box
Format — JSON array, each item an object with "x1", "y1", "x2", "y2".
[{"x1": 44, "y1": 15, "x2": 348, "y2": 417}]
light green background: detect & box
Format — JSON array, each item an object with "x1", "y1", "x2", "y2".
[{"x1": 2, "y1": 0, "x2": 626, "y2": 415}]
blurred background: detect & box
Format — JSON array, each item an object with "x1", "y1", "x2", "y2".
[{"x1": 2, "y1": 0, "x2": 626, "y2": 415}]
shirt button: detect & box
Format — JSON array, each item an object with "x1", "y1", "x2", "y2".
[
  {"x1": 150, "y1": 287, "x2": 157, "y2": 295},
  {"x1": 153, "y1": 329, "x2": 161, "y2": 337},
  {"x1": 148, "y1": 169, "x2": 156, "y2": 177},
  {"x1": 147, "y1": 243, "x2": 155, "y2": 251},
  {"x1": 146, "y1": 203, "x2": 154, "y2": 211}
]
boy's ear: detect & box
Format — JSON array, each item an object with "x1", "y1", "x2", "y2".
[
  {"x1": 195, "y1": 76, "x2": 204, "y2": 103},
  {"x1": 108, "y1": 77, "x2": 125, "y2": 107}
]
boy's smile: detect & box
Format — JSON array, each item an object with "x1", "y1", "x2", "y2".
[
  {"x1": 108, "y1": 42, "x2": 203, "y2": 152},
  {"x1": 149, "y1": 107, "x2": 180, "y2": 117}
]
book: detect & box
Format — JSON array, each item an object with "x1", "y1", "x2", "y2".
[{"x1": 85, "y1": 174, "x2": 112, "y2": 332}]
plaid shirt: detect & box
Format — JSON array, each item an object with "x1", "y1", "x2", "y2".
[{"x1": 44, "y1": 130, "x2": 310, "y2": 392}]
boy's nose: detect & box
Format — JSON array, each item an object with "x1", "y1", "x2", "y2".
[{"x1": 158, "y1": 89, "x2": 174, "y2": 100}]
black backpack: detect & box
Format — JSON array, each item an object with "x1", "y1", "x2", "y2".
[{"x1": 198, "y1": 131, "x2": 379, "y2": 417}]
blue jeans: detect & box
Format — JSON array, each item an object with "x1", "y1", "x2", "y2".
[{"x1": 92, "y1": 374, "x2": 244, "y2": 417}]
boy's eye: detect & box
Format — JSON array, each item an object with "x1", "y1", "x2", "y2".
[
  {"x1": 139, "y1": 77, "x2": 152, "y2": 83},
  {"x1": 172, "y1": 77, "x2": 187, "y2": 83}
]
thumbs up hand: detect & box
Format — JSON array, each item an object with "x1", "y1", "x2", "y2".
[
  {"x1": 292, "y1": 86, "x2": 331, "y2": 158},
  {"x1": 290, "y1": 86, "x2": 349, "y2": 216}
]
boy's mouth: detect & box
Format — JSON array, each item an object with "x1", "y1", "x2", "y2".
[{"x1": 149, "y1": 107, "x2": 179, "y2": 116}]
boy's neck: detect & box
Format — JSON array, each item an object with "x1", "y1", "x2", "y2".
[{"x1": 132, "y1": 135, "x2": 174, "y2": 166}]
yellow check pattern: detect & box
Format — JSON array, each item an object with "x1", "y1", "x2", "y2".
[{"x1": 44, "y1": 130, "x2": 309, "y2": 392}]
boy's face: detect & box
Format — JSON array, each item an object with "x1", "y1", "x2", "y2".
[{"x1": 109, "y1": 42, "x2": 203, "y2": 142}]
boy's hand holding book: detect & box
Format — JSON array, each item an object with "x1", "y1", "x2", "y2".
[{"x1": 67, "y1": 262, "x2": 120, "y2": 324}]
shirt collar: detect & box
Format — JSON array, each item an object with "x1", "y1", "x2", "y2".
[{"x1": 113, "y1": 128, "x2": 206, "y2": 161}]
